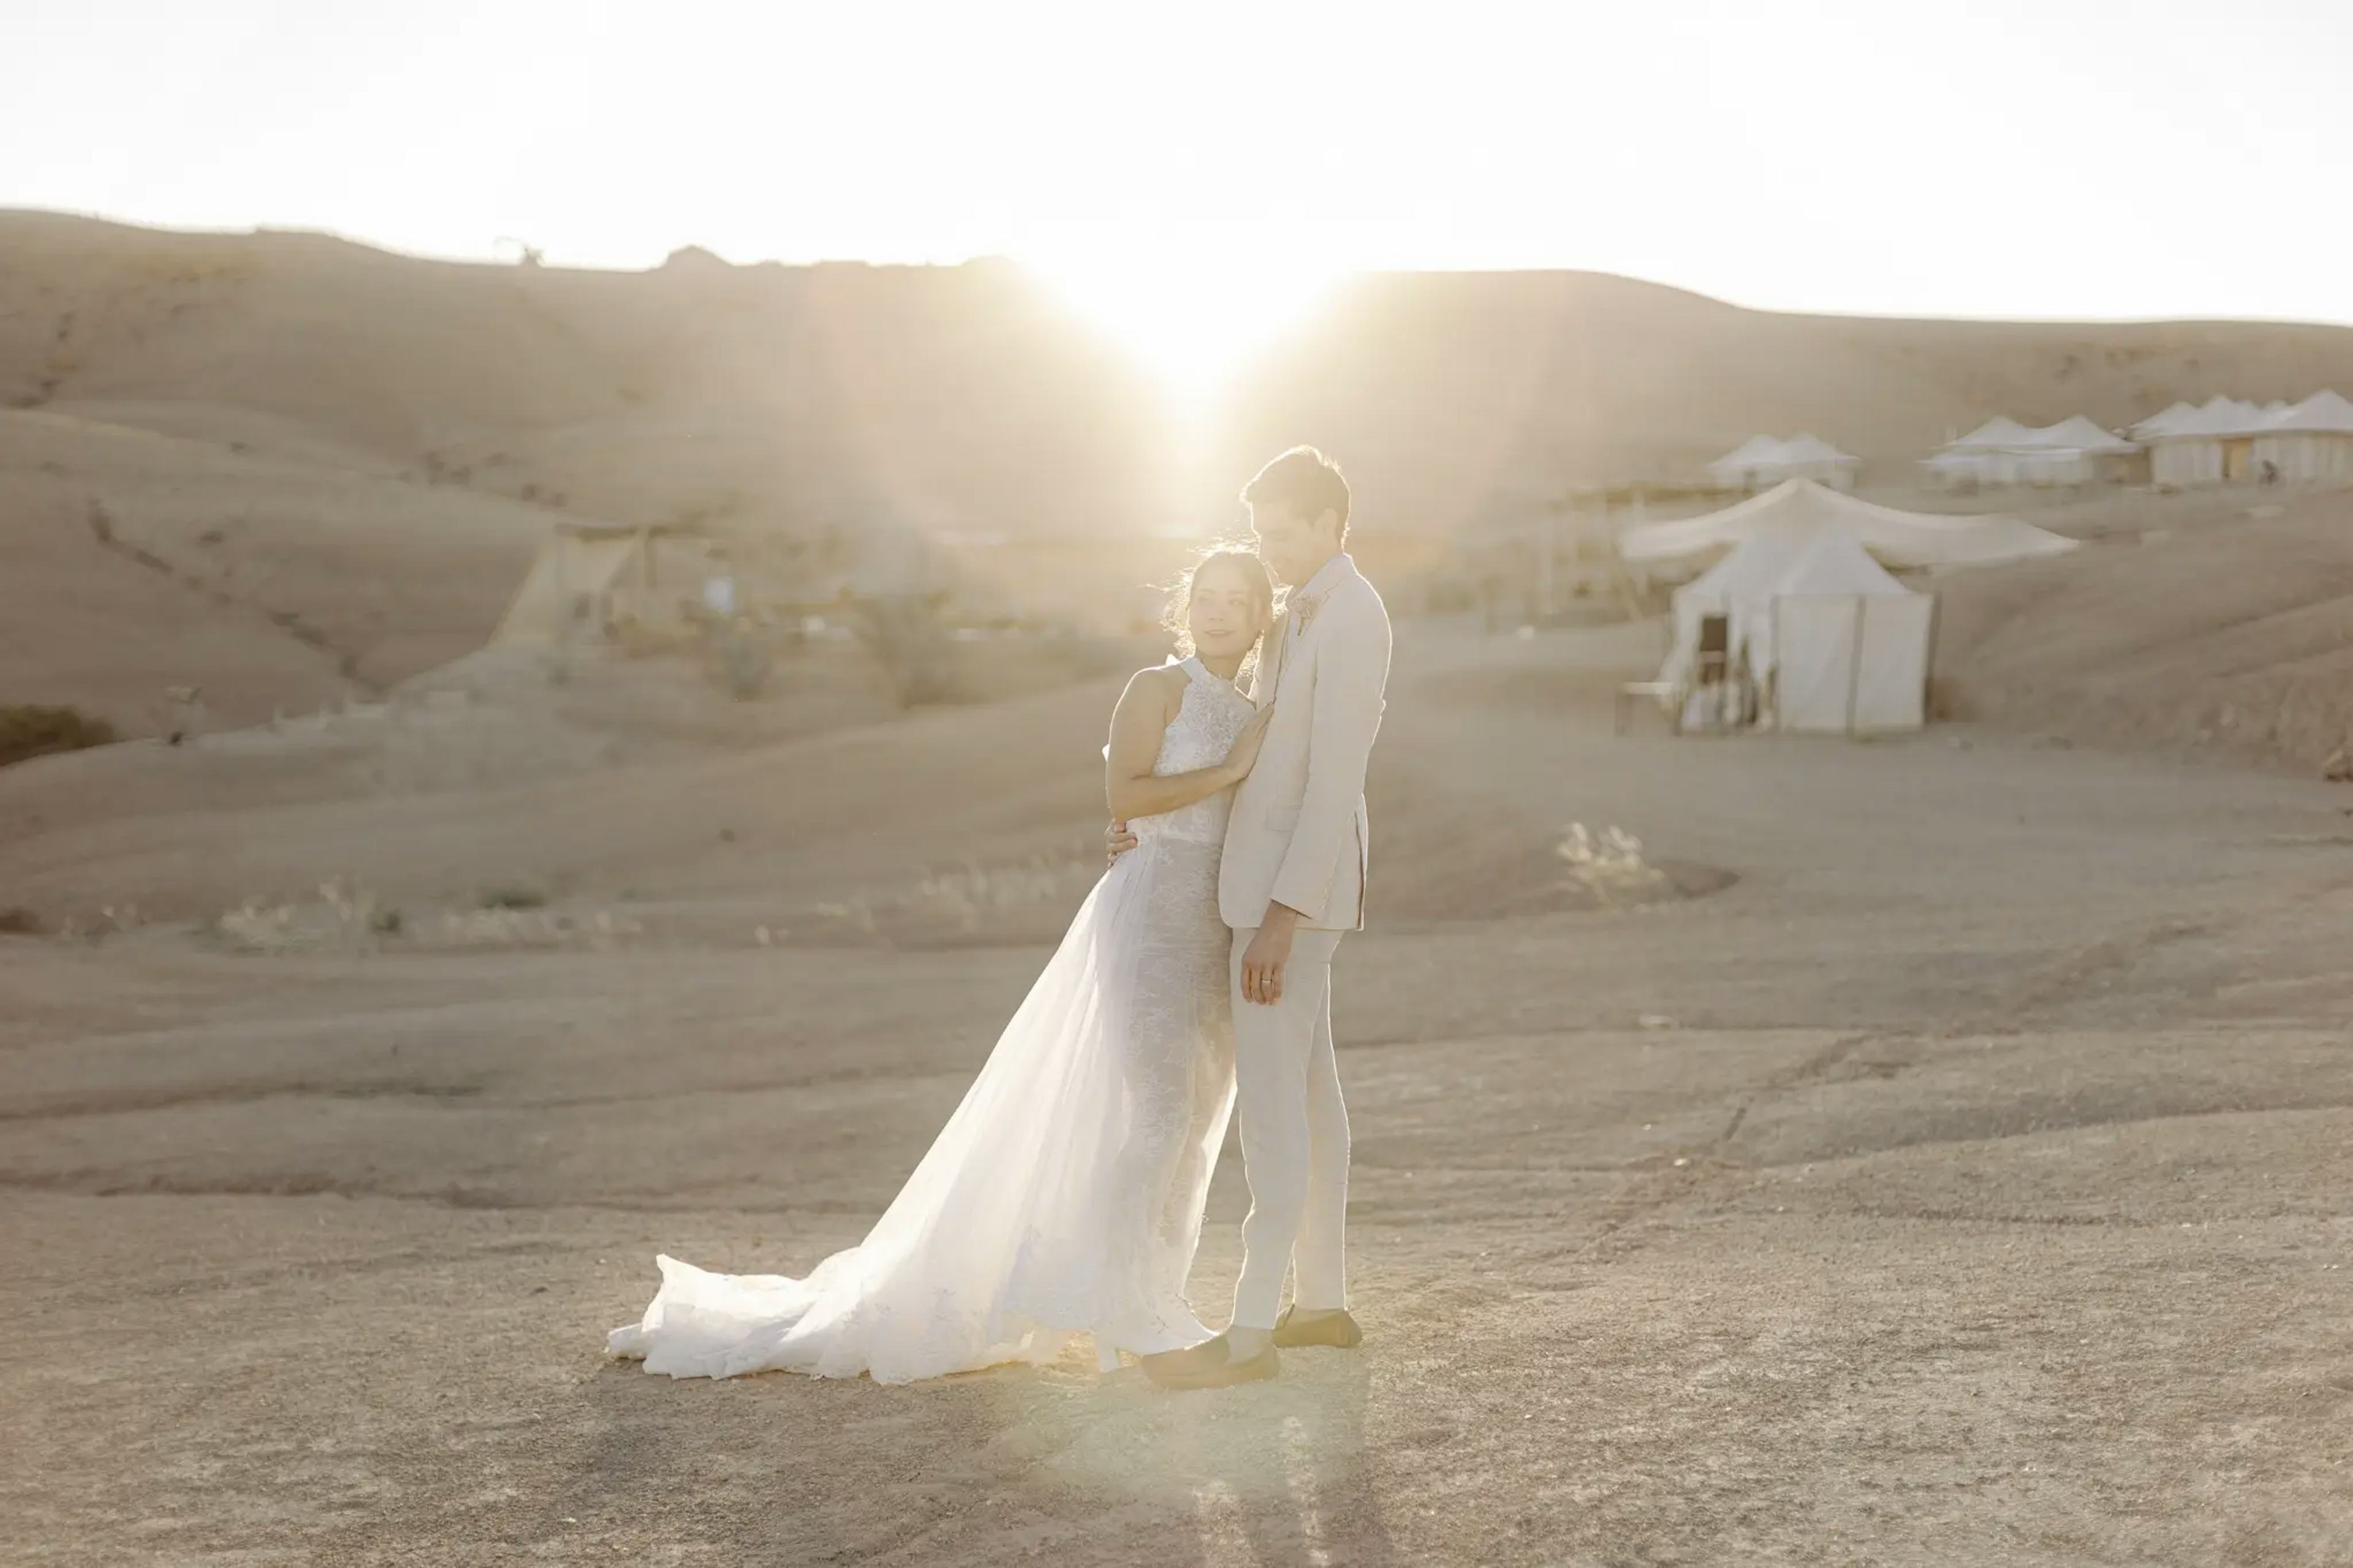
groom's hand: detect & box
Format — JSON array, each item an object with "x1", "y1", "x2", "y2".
[
  {"x1": 1104, "y1": 819, "x2": 1139, "y2": 864},
  {"x1": 1242, "y1": 904, "x2": 1302, "y2": 1006}
]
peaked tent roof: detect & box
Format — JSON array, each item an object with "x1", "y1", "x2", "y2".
[
  {"x1": 2033, "y1": 415, "x2": 2139, "y2": 454},
  {"x1": 2264, "y1": 388, "x2": 2353, "y2": 434},
  {"x1": 2125, "y1": 393, "x2": 2353, "y2": 441},
  {"x1": 2154, "y1": 396, "x2": 2273, "y2": 439},
  {"x1": 1949, "y1": 417, "x2": 2037, "y2": 450},
  {"x1": 1707, "y1": 434, "x2": 1790, "y2": 471},
  {"x1": 1659, "y1": 521, "x2": 1929, "y2": 701},
  {"x1": 1937, "y1": 415, "x2": 2136, "y2": 455},
  {"x1": 1776, "y1": 432, "x2": 1860, "y2": 465},
  {"x1": 1620, "y1": 479, "x2": 2080, "y2": 571},
  {"x1": 2130, "y1": 401, "x2": 2197, "y2": 439},
  {"x1": 1681, "y1": 520, "x2": 1912, "y2": 610}
]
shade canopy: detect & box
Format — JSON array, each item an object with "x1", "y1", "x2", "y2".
[{"x1": 1621, "y1": 479, "x2": 2079, "y2": 572}]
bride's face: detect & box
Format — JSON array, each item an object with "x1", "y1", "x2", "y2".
[{"x1": 1188, "y1": 556, "x2": 1270, "y2": 659}]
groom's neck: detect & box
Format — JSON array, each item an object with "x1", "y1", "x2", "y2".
[{"x1": 1290, "y1": 544, "x2": 1343, "y2": 589}]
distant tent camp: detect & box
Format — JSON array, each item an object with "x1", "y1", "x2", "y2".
[
  {"x1": 1620, "y1": 479, "x2": 2079, "y2": 574},
  {"x1": 493, "y1": 518, "x2": 707, "y2": 644},
  {"x1": 1922, "y1": 415, "x2": 2139, "y2": 488},
  {"x1": 1704, "y1": 434, "x2": 1859, "y2": 493},
  {"x1": 1658, "y1": 521, "x2": 1936, "y2": 735}
]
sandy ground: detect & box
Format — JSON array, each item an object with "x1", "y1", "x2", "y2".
[{"x1": 4, "y1": 619, "x2": 2351, "y2": 1567}]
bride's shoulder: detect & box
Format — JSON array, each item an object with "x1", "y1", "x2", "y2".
[{"x1": 1116, "y1": 661, "x2": 1189, "y2": 714}]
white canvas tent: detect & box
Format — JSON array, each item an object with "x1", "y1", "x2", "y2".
[
  {"x1": 2250, "y1": 390, "x2": 2353, "y2": 485},
  {"x1": 1705, "y1": 435, "x2": 1787, "y2": 490},
  {"x1": 1923, "y1": 415, "x2": 2139, "y2": 488},
  {"x1": 1660, "y1": 521, "x2": 1934, "y2": 734},
  {"x1": 1705, "y1": 433, "x2": 1859, "y2": 492},
  {"x1": 2146, "y1": 396, "x2": 2267, "y2": 486},
  {"x1": 1620, "y1": 479, "x2": 2079, "y2": 574}
]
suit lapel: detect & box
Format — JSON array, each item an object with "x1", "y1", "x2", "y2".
[{"x1": 1254, "y1": 557, "x2": 1357, "y2": 706}]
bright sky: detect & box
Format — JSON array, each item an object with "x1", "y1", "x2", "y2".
[{"x1": 10, "y1": 0, "x2": 2352, "y2": 380}]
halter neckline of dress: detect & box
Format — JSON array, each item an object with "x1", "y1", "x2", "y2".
[{"x1": 1176, "y1": 654, "x2": 1242, "y2": 697}]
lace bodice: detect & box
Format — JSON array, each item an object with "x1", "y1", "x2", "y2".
[{"x1": 1134, "y1": 657, "x2": 1254, "y2": 846}]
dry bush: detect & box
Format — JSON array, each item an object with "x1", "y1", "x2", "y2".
[
  {"x1": 1, "y1": 705, "x2": 117, "y2": 770},
  {"x1": 1556, "y1": 822, "x2": 1671, "y2": 906},
  {"x1": 209, "y1": 882, "x2": 639, "y2": 954},
  {"x1": 211, "y1": 882, "x2": 398, "y2": 953},
  {"x1": 710, "y1": 624, "x2": 776, "y2": 699},
  {"x1": 851, "y1": 595, "x2": 966, "y2": 707}
]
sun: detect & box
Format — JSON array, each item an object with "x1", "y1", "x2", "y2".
[{"x1": 1025, "y1": 245, "x2": 1339, "y2": 396}]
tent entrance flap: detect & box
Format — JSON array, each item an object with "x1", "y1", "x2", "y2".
[{"x1": 1770, "y1": 594, "x2": 1934, "y2": 734}]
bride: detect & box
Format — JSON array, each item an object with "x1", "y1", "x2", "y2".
[{"x1": 608, "y1": 547, "x2": 1277, "y2": 1383}]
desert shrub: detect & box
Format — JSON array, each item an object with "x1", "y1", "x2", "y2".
[
  {"x1": 1556, "y1": 823, "x2": 1670, "y2": 906},
  {"x1": 479, "y1": 887, "x2": 548, "y2": 911},
  {"x1": 850, "y1": 594, "x2": 966, "y2": 707},
  {"x1": 1, "y1": 705, "x2": 116, "y2": 769},
  {"x1": 0, "y1": 907, "x2": 44, "y2": 935},
  {"x1": 713, "y1": 626, "x2": 776, "y2": 699}
]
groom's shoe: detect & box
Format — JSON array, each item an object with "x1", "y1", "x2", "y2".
[
  {"x1": 1142, "y1": 1334, "x2": 1279, "y2": 1392},
  {"x1": 1272, "y1": 1306, "x2": 1363, "y2": 1350}
]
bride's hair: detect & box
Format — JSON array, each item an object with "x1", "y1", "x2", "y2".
[{"x1": 1161, "y1": 544, "x2": 1277, "y2": 662}]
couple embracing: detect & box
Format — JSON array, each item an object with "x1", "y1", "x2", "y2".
[{"x1": 610, "y1": 446, "x2": 1393, "y2": 1392}]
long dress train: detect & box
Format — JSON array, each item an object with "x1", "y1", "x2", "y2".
[{"x1": 607, "y1": 656, "x2": 1252, "y2": 1383}]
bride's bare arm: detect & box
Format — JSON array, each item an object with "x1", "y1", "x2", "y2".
[{"x1": 1105, "y1": 668, "x2": 1270, "y2": 822}]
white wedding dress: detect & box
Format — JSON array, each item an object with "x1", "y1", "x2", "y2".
[{"x1": 608, "y1": 656, "x2": 1252, "y2": 1383}]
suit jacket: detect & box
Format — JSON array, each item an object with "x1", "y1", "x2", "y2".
[{"x1": 1219, "y1": 554, "x2": 1393, "y2": 931}]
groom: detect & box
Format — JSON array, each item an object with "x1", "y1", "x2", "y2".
[{"x1": 1135, "y1": 445, "x2": 1393, "y2": 1390}]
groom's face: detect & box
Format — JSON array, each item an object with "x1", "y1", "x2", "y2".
[{"x1": 1248, "y1": 501, "x2": 1334, "y2": 588}]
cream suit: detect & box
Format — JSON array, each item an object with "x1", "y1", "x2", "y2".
[{"x1": 1218, "y1": 552, "x2": 1392, "y2": 1330}]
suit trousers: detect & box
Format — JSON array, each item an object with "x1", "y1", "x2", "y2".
[{"x1": 1228, "y1": 925, "x2": 1351, "y2": 1329}]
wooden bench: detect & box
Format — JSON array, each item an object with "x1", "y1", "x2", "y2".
[{"x1": 1615, "y1": 680, "x2": 1681, "y2": 737}]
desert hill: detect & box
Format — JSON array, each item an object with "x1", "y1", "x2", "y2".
[
  {"x1": 7, "y1": 208, "x2": 2353, "y2": 769},
  {"x1": 13, "y1": 209, "x2": 2353, "y2": 546},
  {"x1": 1931, "y1": 488, "x2": 2353, "y2": 772},
  {"x1": 1, "y1": 406, "x2": 550, "y2": 729}
]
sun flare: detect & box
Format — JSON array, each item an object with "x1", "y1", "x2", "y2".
[{"x1": 1025, "y1": 247, "x2": 1340, "y2": 396}]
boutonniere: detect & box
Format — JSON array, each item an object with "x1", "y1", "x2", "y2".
[{"x1": 1292, "y1": 593, "x2": 1324, "y2": 634}]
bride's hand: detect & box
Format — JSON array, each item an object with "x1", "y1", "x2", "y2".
[
  {"x1": 1222, "y1": 704, "x2": 1276, "y2": 781},
  {"x1": 1105, "y1": 818, "x2": 1139, "y2": 864}
]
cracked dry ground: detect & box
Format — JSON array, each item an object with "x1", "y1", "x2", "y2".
[{"x1": 6, "y1": 650, "x2": 2352, "y2": 1567}]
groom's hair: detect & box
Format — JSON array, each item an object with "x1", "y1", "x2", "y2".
[{"x1": 1243, "y1": 447, "x2": 1351, "y2": 541}]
